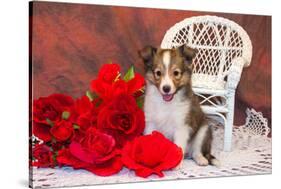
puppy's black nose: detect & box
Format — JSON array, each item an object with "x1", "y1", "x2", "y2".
[{"x1": 162, "y1": 85, "x2": 171, "y2": 93}]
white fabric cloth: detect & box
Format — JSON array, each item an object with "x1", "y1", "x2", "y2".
[{"x1": 31, "y1": 108, "x2": 271, "y2": 188}]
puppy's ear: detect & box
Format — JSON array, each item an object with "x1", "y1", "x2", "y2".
[
  {"x1": 178, "y1": 45, "x2": 198, "y2": 64},
  {"x1": 138, "y1": 45, "x2": 156, "y2": 68}
]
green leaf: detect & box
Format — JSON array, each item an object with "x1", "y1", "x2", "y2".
[
  {"x1": 62, "y1": 111, "x2": 70, "y2": 120},
  {"x1": 52, "y1": 151, "x2": 58, "y2": 165},
  {"x1": 46, "y1": 118, "x2": 54, "y2": 127},
  {"x1": 73, "y1": 124, "x2": 80, "y2": 130},
  {"x1": 136, "y1": 96, "x2": 144, "y2": 109},
  {"x1": 86, "y1": 90, "x2": 94, "y2": 101},
  {"x1": 123, "y1": 66, "x2": 135, "y2": 82}
]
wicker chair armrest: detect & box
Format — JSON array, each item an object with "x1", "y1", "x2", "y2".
[{"x1": 226, "y1": 57, "x2": 248, "y2": 90}]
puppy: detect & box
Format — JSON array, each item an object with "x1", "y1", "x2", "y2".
[{"x1": 138, "y1": 45, "x2": 219, "y2": 167}]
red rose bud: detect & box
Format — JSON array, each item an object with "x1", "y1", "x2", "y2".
[
  {"x1": 50, "y1": 120, "x2": 74, "y2": 142},
  {"x1": 122, "y1": 131, "x2": 183, "y2": 178},
  {"x1": 32, "y1": 144, "x2": 55, "y2": 168}
]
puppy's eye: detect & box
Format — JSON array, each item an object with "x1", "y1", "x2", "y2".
[
  {"x1": 154, "y1": 70, "x2": 161, "y2": 77},
  {"x1": 173, "y1": 70, "x2": 180, "y2": 77}
]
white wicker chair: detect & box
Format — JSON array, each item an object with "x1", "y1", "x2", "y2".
[{"x1": 161, "y1": 15, "x2": 252, "y2": 151}]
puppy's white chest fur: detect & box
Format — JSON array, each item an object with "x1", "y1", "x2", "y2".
[{"x1": 144, "y1": 82, "x2": 190, "y2": 140}]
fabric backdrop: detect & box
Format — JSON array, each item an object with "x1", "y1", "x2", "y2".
[{"x1": 30, "y1": 2, "x2": 271, "y2": 127}]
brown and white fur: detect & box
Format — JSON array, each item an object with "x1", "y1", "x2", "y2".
[{"x1": 138, "y1": 45, "x2": 219, "y2": 167}]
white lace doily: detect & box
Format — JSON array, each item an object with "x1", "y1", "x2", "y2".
[{"x1": 30, "y1": 108, "x2": 271, "y2": 188}]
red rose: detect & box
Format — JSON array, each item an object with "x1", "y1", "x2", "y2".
[
  {"x1": 90, "y1": 63, "x2": 120, "y2": 99},
  {"x1": 109, "y1": 75, "x2": 145, "y2": 98},
  {"x1": 70, "y1": 129, "x2": 116, "y2": 164},
  {"x1": 97, "y1": 94, "x2": 145, "y2": 147},
  {"x1": 122, "y1": 131, "x2": 183, "y2": 178},
  {"x1": 32, "y1": 94, "x2": 74, "y2": 141},
  {"x1": 32, "y1": 144, "x2": 54, "y2": 168},
  {"x1": 33, "y1": 94, "x2": 74, "y2": 124},
  {"x1": 50, "y1": 120, "x2": 74, "y2": 142},
  {"x1": 96, "y1": 63, "x2": 120, "y2": 83},
  {"x1": 74, "y1": 96, "x2": 99, "y2": 131},
  {"x1": 56, "y1": 128, "x2": 123, "y2": 176},
  {"x1": 90, "y1": 63, "x2": 145, "y2": 100}
]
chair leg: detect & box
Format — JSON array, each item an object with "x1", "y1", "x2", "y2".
[{"x1": 224, "y1": 91, "x2": 235, "y2": 151}]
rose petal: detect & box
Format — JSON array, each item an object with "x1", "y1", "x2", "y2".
[
  {"x1": 32, "y1": 122, "x2": 52, "y2": 142},
  {"x1": 85, "y1": 156, "x2": 123, "y2": 176},
  {"x1": 127, "y1": 73, "x2": 145, "y2": 94},
  {"x1": 56, "y1": 149, "x2": 88, "y2": 169},
  {"x1": 69, "y1": 141, "x2": 96, "y2": 164}
]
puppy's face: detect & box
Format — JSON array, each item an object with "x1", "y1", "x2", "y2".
[{"x1": 139, "y1": 45, "x2": 197, "y2": 102}]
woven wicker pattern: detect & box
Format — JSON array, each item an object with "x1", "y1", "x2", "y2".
[{"x1": 161, "y1": 15, "x2": 252, "y2": 90}]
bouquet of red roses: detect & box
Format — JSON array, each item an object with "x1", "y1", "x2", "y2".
[{"x1": 31, "y1": 63, "x2": 183, "y2": 178}]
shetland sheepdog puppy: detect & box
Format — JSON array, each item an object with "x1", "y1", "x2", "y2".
[{"x1": 138, "y1": 45, "x2": 219, "y2": 167}]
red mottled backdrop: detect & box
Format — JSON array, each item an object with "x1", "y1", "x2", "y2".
[{"x1": 30, "y1": 2, "x2": 271, "y2": 127}]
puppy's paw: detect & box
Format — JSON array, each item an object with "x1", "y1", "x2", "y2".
[
  {"x1": 210, "y1": 158, "x2": 221, "y2": 167},
  {"x1": 194, "y1": 155, "x2": 209, "y2": 166}
]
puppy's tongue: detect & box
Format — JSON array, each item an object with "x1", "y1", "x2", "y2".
[{"x1": 163, "y1": 94, "x2": 174, "y2": 102}]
